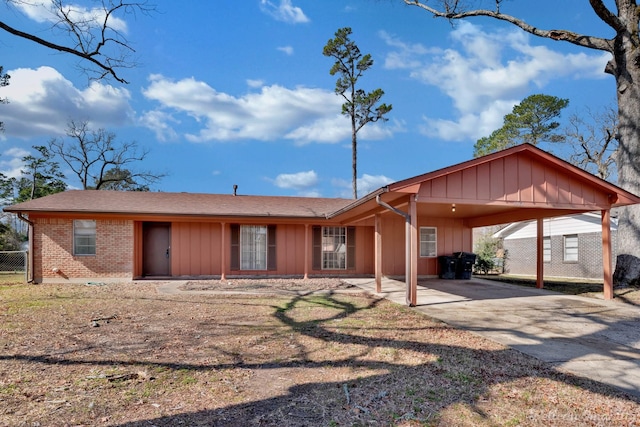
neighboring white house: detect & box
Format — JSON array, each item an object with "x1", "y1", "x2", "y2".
[{"x1": 493, "y1": 212, "x2": 617, "y2": 281}]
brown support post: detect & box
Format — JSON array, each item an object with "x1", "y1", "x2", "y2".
[
  {"x1": 409, "y1": 196, "x2": 418, "y2": 306},
  {"x1": 304, "y1": 224, "x2": 309, "y2": 280},
  {"x1": 375, "y1": 214, "x2": 382, "y2": 293},
  {"x1": 602, "y1": 209, "x2": 613, "y2": 300},
  {"x1": 536, "y1": 218, "x2": 544, "y2": 289},
  {"x1": 404, "y1": 216, "x2": 412, "y2": 305},
  {"x1": 220, "y1": 222, "x2": 226, "y2": 281},
  {"x1": 375, "y1": 194, "x2": 412, "y2": 306}
]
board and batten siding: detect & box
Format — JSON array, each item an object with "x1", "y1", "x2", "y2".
[
  {"x1": 417, "y1": 154, "x2": 609, "y2": 208},
  {"x1": 171, "y1": 222, "x2": 222, "y2": 276},
  {"x1": 166, "y1": 222, "x2": 375, "y2": 277},
  {"x1": 381, "y1": 213, "x2": 471, "y2": 277}
]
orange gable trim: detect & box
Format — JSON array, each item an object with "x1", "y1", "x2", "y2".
[{"x1": 388, "y1": 144, "x2": 639, "y2": 208}]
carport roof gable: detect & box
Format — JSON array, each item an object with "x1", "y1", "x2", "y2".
[
  {"x1": 386, "y1": 144, "x2": 640, "y2": 207},
  {"x1": 327, "y1": 144, "x2": 640, "y2": 224}
]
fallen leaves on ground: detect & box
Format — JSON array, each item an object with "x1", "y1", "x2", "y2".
[{"x1": 0, "y1": 280, "x2": 639, "y2": 426}]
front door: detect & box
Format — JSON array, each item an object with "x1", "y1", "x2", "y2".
[{"x1": 143, "y1": 222, "x2": 171, "y2": 276}]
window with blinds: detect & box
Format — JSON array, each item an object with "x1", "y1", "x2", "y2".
[
  {"x1": 73, "y1": 220, "x2": 96, "y2": 256},
  {"x1": 563, "y1": 234, "x2": 578, "y2": 262},
  {"x1": 419, "y1": 227, "x2": 437, "y2": 257},
  {"x1": 240, "y1": 225, "x2": 268, "y2": 270}
]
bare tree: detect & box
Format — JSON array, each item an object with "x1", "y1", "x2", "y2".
[
  {"x1": 49, "y1": 120, "x2": 164, "y2": 190},
  {"x1": 562, "y1": 105, "x2": 618, "y2": 181},
  {"x1": 97, "y1": 167, "x2": 151, "y2": 191},
  {"x1": 403, "y1": 0, "x2": 640, "y2": 286},
  {"x1": 1, "y1": 0, "x2": 154, "y2": 83}
]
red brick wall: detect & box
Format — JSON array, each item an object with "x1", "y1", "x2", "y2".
[{"x1": 34, "y1": 218, "x2": 133, "y2": 282}]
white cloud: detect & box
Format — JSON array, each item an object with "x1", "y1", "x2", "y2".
[
  {"x1": 284, "y1": 115, "x2": 350, "y2": 145},
  {"x1": 360, "y1": 118, "x2": 404, "y2": 141},
  {"x1": 382, "y1": 22, "x2": 610, "y2": 141},
  {"x1": 419, "y1": 99, "x2": 515, "y2": 141},
  {"x1": 333, "y1": 173, "x2": 395, "y2": 198},
  {"x1": 278, "y1": 46, "x2": 294, "y2": 55},
  {"x1": 0, "y1": 147, "x2": 31, "y2": 179},
  {"x1": 0, "y1": 66, "x2": 133, "y2": 139},
  {"x1": 139, "y1": 110, "x2": 179, "y2": 142},
  {"x1": 285, "y1": 116, "x2": 396, "y2": 146},
  {"x1": 12, "y1": 0, "x2": 128, "y2": 32},
  {"x1": 260, "y1": 0, "x2": 309, "y2": 24},
  {"x1": 379, "y1": 30, "x2": 439, "y2": 70},
  {"x1": 358, "y1": 174, "x2": 394, "y2": 195},
  {"x1": 142, "y1": 75, "x2": 396, "y2": 145},
  {"x1": 273, "y1": 170, "x2": 318, "y2": 190},
  {"x1": 247, "y1": 79, "x2": 264, "y2": 88}
]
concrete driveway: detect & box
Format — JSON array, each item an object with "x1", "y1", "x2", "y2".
[{"x1": 345, "y1": 277, "x2": 640, "y2": 397}]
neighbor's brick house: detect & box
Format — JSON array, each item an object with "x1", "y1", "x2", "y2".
[{"x1": 495, "y1": 213, "x2": 618, "y2": 280}]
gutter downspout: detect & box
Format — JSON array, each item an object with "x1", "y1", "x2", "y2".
[
  {"x1": 376, "y1": 195, "x2": 413, "y2": 306},
  {"x1": 17, "y1": 213, "x2": 34, "y2": 283}
]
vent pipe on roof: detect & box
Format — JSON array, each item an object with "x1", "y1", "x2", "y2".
[{"x1": 233, "y1": 184, "x2": 238, "y2": 196}]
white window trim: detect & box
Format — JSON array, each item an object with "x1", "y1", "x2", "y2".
[
  {"x1": 419, "y1": 226, "x2": 437, "y2": 258},
  {"x1": 543, "y1": 236, "x2": 551, "y2": 263},
  {"x1": 240, "y1": 225, "x2": 268, "y2": 270},
  {"x1": 563, "y1": 234, "x2": 578, "y2": 262},
  {"x1": 322, "y1": 226, "x2": 347, "y2": 270},
  {"x1": 73, "y1": 219, "x2": 96, "y2": 256}
]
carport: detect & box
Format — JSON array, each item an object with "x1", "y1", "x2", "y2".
[{"x1": 330, "y1": 144, "x2": 640, "y2": 305}]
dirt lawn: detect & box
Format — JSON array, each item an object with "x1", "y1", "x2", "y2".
[{"x1": 1, "y1": 279, "x2": 640, "y2": 426}]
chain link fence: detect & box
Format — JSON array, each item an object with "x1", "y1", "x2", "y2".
[{"x1": 0, "y1": 251, "x2": 28, "y2": 282}]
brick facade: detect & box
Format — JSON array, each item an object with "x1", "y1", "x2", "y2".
[
  {"x1": 503, "y1": 231, "x2": 617, "y2": 280},
  {"x1": 34, "y1": 218, "x2": 134, "y2": 283}
]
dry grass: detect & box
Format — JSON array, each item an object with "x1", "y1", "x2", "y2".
[
  {"x1": 1, "y1": 280, "x2": 639, "y2": 426},
  {"x1": 0, "y1": 273, "x2": 26, "y2": 285}
]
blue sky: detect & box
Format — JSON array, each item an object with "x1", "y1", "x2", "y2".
[{"x1": 0, "y1": 0, "x2": 615, "y2": 198}]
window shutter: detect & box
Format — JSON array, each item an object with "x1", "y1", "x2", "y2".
[
  {"x1": 347, "y1": 226, "x2": 356, "y2": 270},
  {"x1": 267, "y1": 225, "x2": 277, "y2": 271},
  {"x1": 230, "y1": 224, "x2": 240, "y2": 270},
  {"x1": 312, "y1": 226, "x2": 322, "y2": 270}
]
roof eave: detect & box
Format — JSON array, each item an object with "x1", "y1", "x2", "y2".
[
  {"x1": 3, "y1": 207, "x2": 336, "y2": 220},
  {"x1": 326, "y1": 187, "x2": 388, "y2": 219}
]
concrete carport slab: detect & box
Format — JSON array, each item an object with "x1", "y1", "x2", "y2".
[{"x1": 345, "y1": 277, "x2": 640, "y2": 397}]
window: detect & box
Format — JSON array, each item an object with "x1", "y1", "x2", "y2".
[
  {"x1": 563, "y1": 234, "x2": 578, "y2": 262},
  {"x1": 419, "y1": 227, "x2": 437, "y2": 257},
  {"x1": 322, "y1": 227, "x2": 346, "y2": 269},
  {"x1": 240, "y1": 225, "x2": 267, "y2": 270},
  {"x1": 74, "y1": 220, "x2": 96, "y2": 255},
  {"x1": 312, "y1": 226, "x2": 355, "y2": 270},
  {"x1": 543, "y1": 236, "x2": 551, "y2": 262},
  {"x1": 230, "y1": 224, "x2": 276, "y2": 271}
]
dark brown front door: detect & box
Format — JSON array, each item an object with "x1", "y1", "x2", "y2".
[{"x1": 143, "y1": 222, "x2": 171, "y2": 276}]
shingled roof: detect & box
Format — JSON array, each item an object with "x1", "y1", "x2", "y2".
[{"x1": 3, "y1": 190, "x2": 353, "y2": 219}]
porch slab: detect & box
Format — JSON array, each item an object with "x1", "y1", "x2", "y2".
[{"x1": 345, "y1": 277, "x2": 640, "y2": 398}]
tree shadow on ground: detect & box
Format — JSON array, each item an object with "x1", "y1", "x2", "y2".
[
  {"x1": 121, "y1": 291, "x2": 640, "y2": 425},
  {"x1": 3, "y1": 289, "x2": 640, "y2": 426}
]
